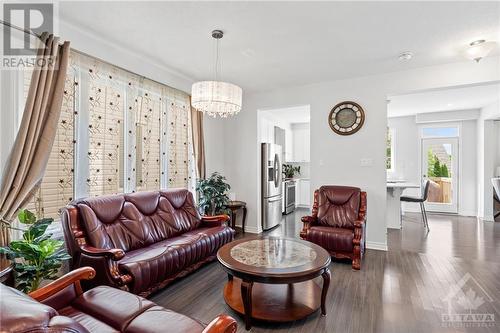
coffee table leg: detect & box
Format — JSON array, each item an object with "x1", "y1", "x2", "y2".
[
  {"x1": 321, "y1": 268, "x2": 331, "y2": 316},
  {"x1": 241, "y1": 280, "x2": 253, "y2": 330},
  {"x1": 242, "y1": 207, "x2": 247, "y2": 233}
]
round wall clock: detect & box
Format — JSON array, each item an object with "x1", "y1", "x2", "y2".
[{"x1": 328, "y1": 101, "x2": 365, "y2": 135}]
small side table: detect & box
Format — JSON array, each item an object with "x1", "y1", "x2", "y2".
[
  {"x1": 227, "y1": 201, "x2": 247, "y2": 233},
  {"x1": 0, "y1": 255, "x2": 14, "y2": 287}
]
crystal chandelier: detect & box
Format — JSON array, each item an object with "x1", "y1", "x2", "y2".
[{"x1": 191, "y1": 30, "x2": 242, "y2": 118}]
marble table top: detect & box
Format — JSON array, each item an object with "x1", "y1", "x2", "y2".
[{"x1": 230, "y1": 238, "x2": 317, "y2": 269}]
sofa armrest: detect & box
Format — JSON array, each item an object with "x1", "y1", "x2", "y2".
[
  {"x1": 300, "y1": 215, "x2": 317, "y2": 239},
  {"x1": 29, "y1": 267, "x2": 96, "y2": 302},
  {"x1": 80, "y1": 245, "x2": 125, "y2": 261},
  {"x1": 201, "y1": 214, "x2": 230, "y2": 226},
  {"x1": 203, "y1": 314, "x2": 237, "y2": 333},
  {"x1": 354, "y1": 217, "x2": 366, "y2": 228}
]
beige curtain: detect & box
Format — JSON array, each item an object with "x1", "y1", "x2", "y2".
[
  {"x1": 190, "y1": 106, "x2": 206, "y2": 179},
  {"x1": 0, "y1": 33, "x2": 70, "y2": 246}
]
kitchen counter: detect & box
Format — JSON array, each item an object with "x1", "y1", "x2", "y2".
[{"x1": 387, "y1": 182, "x2": 420, "y2": 229}]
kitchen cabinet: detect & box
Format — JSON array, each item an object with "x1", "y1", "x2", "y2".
[
  {"x1": 300, "y1": 179, "x2": 311, "y2": 206},
  {"x1": 291, "y1": 123, "x2": 310, "y2": 162},
  {"x1": 295, "y1": 179, "x2": 311, "y2": 207},
  {"x1": 260, "y1": 118, "x2": 275, "y2": 143},
  {"x1": 295, "y1": 180, "x2": 300, "y2": 208}
]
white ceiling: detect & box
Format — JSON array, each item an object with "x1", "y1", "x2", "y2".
[
  {"x1": 261, "y1": 105, "x2": 310, "y2": 124},
  {"x1": 59, "y1": 1, "x2": 500, "y2": 92},
  {"x1": 387, "y1": 83, "x2": 500, "y2": 117}
]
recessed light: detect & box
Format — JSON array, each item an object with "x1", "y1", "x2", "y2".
[
  {"x1": 447, "y1": 103, "x2": 453, "y2": 107},
  {"x1": 398, "y1": 51, "x2": 413, "y2": 61}
]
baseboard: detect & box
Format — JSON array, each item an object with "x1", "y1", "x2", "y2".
[
  {"x1": 244, "y1": 225, "x2": 263, "y2": 234},
  {"x1": 458, "y1": 210, "x2": 477, "y2": 217},
  {"x1": 366, "y1": 241, "x2": 388, "y2": 251},
  {"x1": 479, "y1": 215, "x2": 495, "y2": 222}
]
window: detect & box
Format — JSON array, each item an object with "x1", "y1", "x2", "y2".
[
  {"x1": 22, "y1": 52, "x2": 194, "y2": 223},
  {"x1": 421, "y1": 126, "x2": 459, "y2": 138},
  {"x1": 386, "y1": 127, "x2": 395, "y2": 171},
  {"x1": 23, "y1": 67, "x2": 76, "y2": 220}
]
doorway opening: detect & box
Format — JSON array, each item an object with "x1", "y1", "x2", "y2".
[
  {"x1": 386, "y1": 82, "x2": 500, "y2": 224},
  {"x1": 257, "y1": 105, "x2": 311, "y2": 233}
]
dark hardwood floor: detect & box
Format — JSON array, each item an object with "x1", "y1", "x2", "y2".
[{"x1": 151, "y1": 209, "x2": 500, "y2": 332}]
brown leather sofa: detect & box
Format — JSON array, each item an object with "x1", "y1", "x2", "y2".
[
  {"x1": 62, "y1": 189, "x2": 234, "y2": 297},
  {"x1": 0, "y1": 267, "x2": 237, "y2": 333},
  {"x1": 300, "y1": 186, "x2": 367, "y2": 270}
]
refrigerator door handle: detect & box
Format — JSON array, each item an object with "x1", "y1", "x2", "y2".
[{"x1": 268, "y1": 196, "x2": 282, "y2": 202}]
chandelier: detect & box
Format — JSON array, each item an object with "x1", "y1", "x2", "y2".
[{"x1": 191, "y1": 30, "x2": 242, "y2": 118}]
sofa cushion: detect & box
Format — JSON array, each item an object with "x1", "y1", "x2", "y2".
[
  {"x1": 75, "y1": 189, "x2": 201, "y2": 252},
  {"x1": 307, "y1": 226, "x2": 354, "y2": 253},
  {"x1": 118, "y1": 225, "x2": 234, "y2": 294},
  {"x1": 59, "y1": 306, "x2": 118, "y2": 333},
  {"x1": 124, "y1": 306, "x2": 204, "y2": 333},
  {"x1": 0, "y1": 283, "x2": 89, "y2": 333},
  {"x1": 65, "y1": 285, "x2": 203, "y2": 333},
  {"x1": 71, "y1": 286, "x2": 156, "y2": 331},
  {"x1": 317, "y1": 186, "x2": 361, "y2": 229}
]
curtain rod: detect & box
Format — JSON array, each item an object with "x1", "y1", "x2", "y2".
[{"x1": 0, "y1": 19, "x2": 191, "y2": 94}]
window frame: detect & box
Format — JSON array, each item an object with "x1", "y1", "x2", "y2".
[{"x1": 386, "y1": 127, "x2": 395, "y2": 173}]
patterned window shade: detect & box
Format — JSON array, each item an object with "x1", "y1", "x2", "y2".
[
  {"x1": 19, "y1": 51, "x2": 193, "y2": 223},
  {"x1": 167, "y1": 97, "x2": 190, "y2": 188},
  {"x1": 135, "y1": 92, "x2": 162, "y2": 191},
  {"x1": 86, "y1": 73, "x2": 125, "y2": 197},
  {"x1": 24, "y1": 64, "x2": 76, "y2": 220}
]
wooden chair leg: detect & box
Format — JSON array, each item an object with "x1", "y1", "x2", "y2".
[{"x1": 352, "y1": 244, "x2": 361, "y2": 270}]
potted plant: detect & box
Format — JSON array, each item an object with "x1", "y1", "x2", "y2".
[
  {"x1": 0, "y1": 209, "x2": 70, "y2": 293},
  {"x1": 282, "y1": 164, "x2": 301, "y2": 179},
  {"x1": 196, "y1": 172, "x2": 231, "y2": 216}
]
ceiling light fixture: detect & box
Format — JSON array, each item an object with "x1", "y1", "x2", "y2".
[
  {"x1": 464, "y1": 39, "x2": 496, "y2": 62},
  {"x1": 191, "y1": 30, "x2": 242, "y2": 118},
  {"x1": 398, "y1": 51, "x2": 413, "y2": 61}
]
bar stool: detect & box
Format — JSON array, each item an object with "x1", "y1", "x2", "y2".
[{"x1": 400, "y1": 180, "x2": 431, "y2": 231}]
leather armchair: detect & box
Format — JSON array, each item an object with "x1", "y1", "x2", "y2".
[
  {"x1": 1, "y1": 267, "x2": 237, "y2": 333},
  {"x1": 62, "y1": 189, "x2": 234, "y2": 297},
  {"x1": 301, "y1": 185, "x2": 367, "y2": 270}
]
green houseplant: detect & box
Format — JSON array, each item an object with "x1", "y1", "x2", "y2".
[
  {"x1": 196, "y1": 172, "x2": 231, "y2": 216},
  {"x1": 282, "y1": 164, "x2": 301, "y2": 179},
  {"x1": 0, "y1": 209, "x2": 70, "y2": 293}
]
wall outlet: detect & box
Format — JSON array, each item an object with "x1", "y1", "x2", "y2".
[{"x1": 360, "y1": 158, "x2": 373, "y2": 167}]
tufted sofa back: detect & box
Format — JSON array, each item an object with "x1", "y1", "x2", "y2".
[
  {"x1": 73, "y1": 189, "x2": 201, "y2": 252},
  {"x1": 316, "y1": 185, "x2": 361, "y2": 229}
]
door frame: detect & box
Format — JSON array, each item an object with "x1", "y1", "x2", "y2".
[{"x1": 420, "y1": 134, "x2": 460, "y2": 214}]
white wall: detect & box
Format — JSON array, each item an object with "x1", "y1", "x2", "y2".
[
  {"x1": 204, "y1": 117, "x2": 227, "y2": 176},
  {"x1": 477, "y1": 101, "x2": 500, "y2": 220},
  {"x1": 224, "y1": 57, "x2": 499, "y2": 248},
  {"x1": 387, "y1": 116, "x2": 419, "y2": 183},
  {"x1": 59, "y1": 19, "x2": 193, "y2": 93},
  {"x1": 496, "y1": 122, "x2": 500, "y2": 175}
]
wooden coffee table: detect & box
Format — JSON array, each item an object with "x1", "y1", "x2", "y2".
[{"x1": 217, "y1": 237, "x2": 331, "y2": 330}]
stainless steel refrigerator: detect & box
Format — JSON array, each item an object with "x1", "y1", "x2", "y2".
[{"x1": 262, "y1": 143, "x2": 282, "y2": 230}]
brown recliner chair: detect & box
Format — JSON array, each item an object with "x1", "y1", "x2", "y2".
[
  {"x1": 0, "y1": 267, "x2": 237, "y2": 333},
  {"x1": 62, "y1": 189, "x2": 234, "y2": 297},
  {"x1": 300, "y1": 186, "x2": 367, "y2": 270}
]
